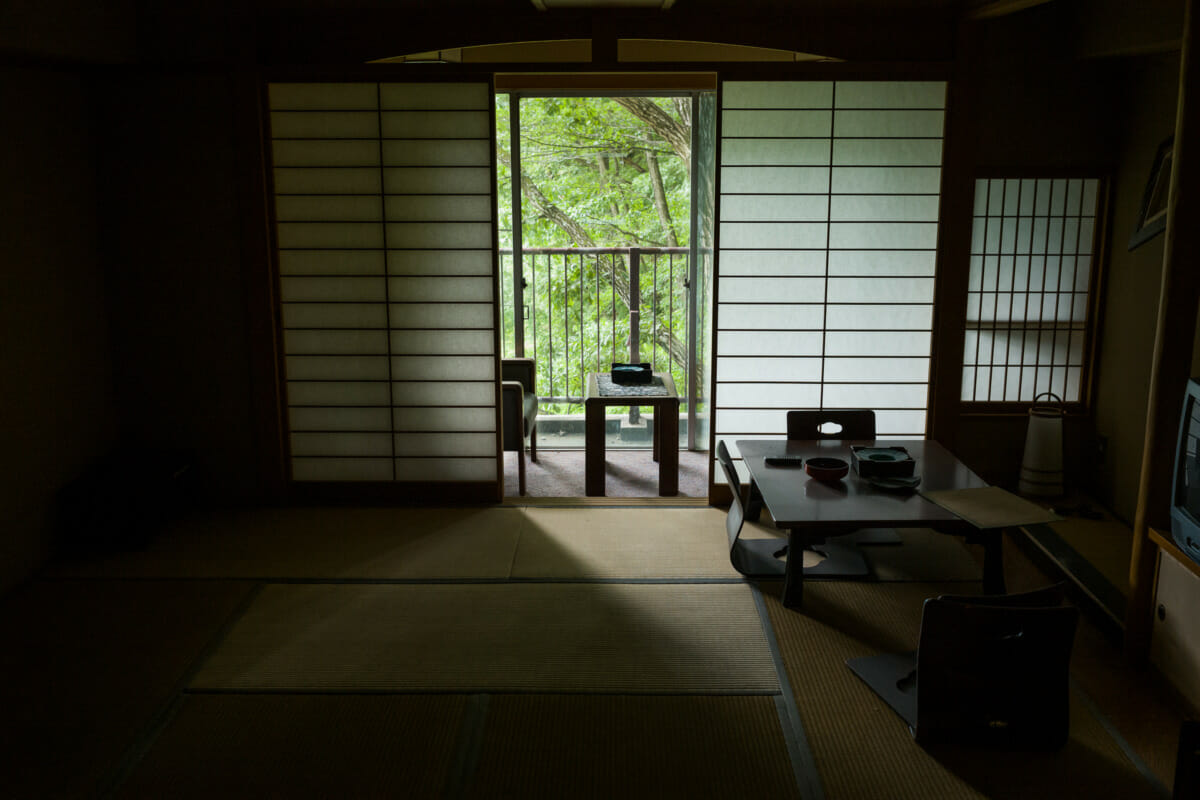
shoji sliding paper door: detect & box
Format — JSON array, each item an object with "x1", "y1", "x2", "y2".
[
  {"x1": 269, "y1": 81, "x2": 500, "y2": 491},
  {"x1": 715, "y1": 80, "x2": 946, "y2": 479}
]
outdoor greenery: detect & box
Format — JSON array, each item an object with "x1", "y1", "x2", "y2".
[{"x1": 496, "y1": 95, "x2": 693, "y2": 415}]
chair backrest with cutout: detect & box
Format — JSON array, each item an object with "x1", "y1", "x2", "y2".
[{"x1": 786, "y1": 409, "x2": 876, "y2": 441}]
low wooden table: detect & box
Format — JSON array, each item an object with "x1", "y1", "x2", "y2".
[
  {"x1": 584, "y1": 372, "x2": 679, "y2": 497},
  {"x1": 736, "y1": 438, "x2": 1001, "y2": 609}
]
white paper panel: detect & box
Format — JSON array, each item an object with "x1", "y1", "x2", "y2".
[
  {"x1": 718, "y1": 383, "x2": 822, "y2": 408},
  {"x1": 390, "y1": 356, "x2": 496, "y2": 381},
  {"x1": 389, "y1": 330, "x2": 493, "y2": 355},
  {"x1": 285, "y1": 330, "x2": 389, "y2": 355},
  {"x1": 383, "y1": 167, "x2": 491, "y2": 194},
  {"x1": 720, "y1": 166, "x2": 829, "y2": 194},
  {"x1": 289, "y1": 407, "x2": 392, "y2": 431},
  {"x1": 823, "y1": 358, "x2": 930, "y2": 382},
  {"x1": 393, "y1": 458, "x2": 496, "y2": 482},
  {"x1": 828, "y1": 222, "x2": 938, "y2": 250},
  {"x1": 269, "y1": 83, "x2": 378, "y2": 110},
  {"x1": 721, "y1": 195, "x2": 829, "y2": 222},
  {"x1": 389, "y1": 303, "x2": 493, "y2": 329},
  {"x1": 718, "y1": 251, "x2": 827, "y2": 276},
  {"x1": 722, "y1": 81, "x2": 833, "y2": 108},
  {"x1": 385, "y1": 222, "x2": 491, "y2": 249},
  {"x1": 280, "y1": 277, "x2": 385, "y2": 302},
  {"x1": 273, "y1": 168, "x2": 382, "y2": 194},
  {"x1": 825, "y1": 304, "x2": 932, "y2": 331},
  {"x1": 279, "y1": 250, "x2": 386, "y2": 275},
  {"x1": 826, "y1": 278, "x2": 935, "y2": 304},
  {"x1": 277, "y1": 222, "x2": 385, "y2": 249},
  {"x1": 287, "y1": 381, "x2": 392, "y2": 406},
  {"x1": 831, "y1": 167, "x2": 942, "y2": 194},
  {"x1": 832, "y1": 139, "x2": 943, "y2": 166},
  {"x1": 825, "y1": 332, "x2": 931, "y2": 356},
  {"x1": 873, "y1": 410, "x2": 927, "y2": 434},
  {"x1": 388, "y1": 276, "x2": 493, "y2": 302},
  {"x1": 833, "y1": 110, "x2": 945, "y2": 138},
  {"x1": 272, "y1": 140, "x2": 380, "y2": 167},
  {"x1": 283, "y1": 303, "x2": 388, "y2": 329},
  {"x1": 286, "y1": 355, "x2": 390, "y2": 381},
  {"x1": 828, "y1": 250, "x2": 936, "y2": 275},
  {"x1": 379, "y1": 83, "x2": 490, "y2": 110},
  {"x1": 387, "y1": 250, "x2": 494, "y2": 275},
  {"x1": 721, "y1": 110, "x2": 832, "y2": 138},
  {"x1": 394, "y1": 432, "x2": 496, "y2": 457},
  {"x1": 716, "y1": 358, "x2": 823, "y2": 382},
  {"x1": 291, "y1": 432, "x2": 393, "y2": 457},
  {"x1": 721, "y1": 138, "x2": 830, "y2": 166},
  {"x1": 270, "y1": 111, "x2": 379, "y2": 139},
  {"x1": 823, "y1": 384, "x2": 928, "y2": 408},
  {"x1": 715, "y1": 409, "x2": 792, "y2": 433},
  {"x1": 385, "y1": 195, "x2": 492, "y2": 222},
  {"x1": 292, "y1": 458, "x2": 393, "y2": 481},
  {"x1": 718, "y1": 277, "x2": 825, "y2": 303},
  {"x1": 718, "y1": 304, "x2": 825, "y2": 330},
  {"x1": 392, "y1": 381, "x2": 495, "y2": 406},
  {"x1": 392, "y1": 407, "x2": 496, "y2": 431},
  {"x1": 829, "y1": 194, "x2": 940, "y2": 222},
  {"x1": 720, "y1": 222, "x2": 827, "y2": 249},
  {"x1": 834, "y1": 82, "x2": 946, "y2": 109},
  {"x1": 381, "y1": 140, "x2": 491, "y2": 167},
  {"x1": 276, "y1": 196, "x2": 382, "y2": 223},
  {"x1": 381, "y1": 110, "x2": 490, "y2": 138},
  {"x1": 718, "y1": 331, "x2": 824, "y2": 356}
]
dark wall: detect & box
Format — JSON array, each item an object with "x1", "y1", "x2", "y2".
[
  {"x1": 97, "y1": 71, "x2": 262, "y2": 505},
  {"x1": 1094, "y1": 51, "x2": 1183, "y2": 522},
  {"x1": 949, "y1": 7, "x2": 1127, "y2": 489},
  {"x1": 0, "y1": 67, "x2": 117, "y2": 592}
]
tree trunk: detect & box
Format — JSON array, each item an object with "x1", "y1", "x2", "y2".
[{"x1": 646, "y1": 151, "x2": 679, "y2": 247}]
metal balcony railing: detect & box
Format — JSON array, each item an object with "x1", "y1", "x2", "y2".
[{"x1": 499, "y1": 247, "x2": 691, "y2": 413}]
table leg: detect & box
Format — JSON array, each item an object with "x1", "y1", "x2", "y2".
[
  {"x1": 652, "y1": 407, "x2": 660, "y2": 463},
  {"x1": 982, "y1": 529, "x2": 1007, "y2": 594},
  {"x1": 585, "y1": 401, "x2": 605, "y2": 496},
  {"x1": 658, "y1": 399, "x2": 678, "y2": 496},
  {"x1": 781, "y1": 529, "x2": 804, "y2": 609}
]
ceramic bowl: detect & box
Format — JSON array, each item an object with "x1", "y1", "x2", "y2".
[{"x1": 805, "y1": 457, "x2": 850, "y2": 482}]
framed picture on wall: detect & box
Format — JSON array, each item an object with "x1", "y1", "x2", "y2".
[{"x1": 1128, "y1": 135, "x2": 1173, "y2": 251}]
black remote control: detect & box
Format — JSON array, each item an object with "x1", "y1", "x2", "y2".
[{"x1": 765, "y1": 456, "x2": 805, "y2": 467}]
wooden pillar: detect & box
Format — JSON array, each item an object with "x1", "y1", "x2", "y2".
[
  {"x1": 928, "y1": 19, "x2": 980, "y2": 449},
  {"x1": 1126, "y1": 0, "x2": 1200, "y2": 660}
]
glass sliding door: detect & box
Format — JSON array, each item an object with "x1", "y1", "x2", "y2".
[
  {"x1": 269, "y1": 80, "x2": 500, "y2": 495},
  {"x1": 713, "y1": 80, "x2": 947, "y2": 482}
]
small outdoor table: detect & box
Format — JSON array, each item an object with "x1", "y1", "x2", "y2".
[{"x1": 584, "y1": 372, "x2": 679, "y2": 497}]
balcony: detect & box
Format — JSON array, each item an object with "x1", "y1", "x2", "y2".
[{"x1": 498, "y1": 246, "x2": 707, "y2": 449}]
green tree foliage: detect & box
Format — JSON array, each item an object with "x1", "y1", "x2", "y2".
[{"x1": 496, "y1": 95, "x2": 693, "y2": 415}]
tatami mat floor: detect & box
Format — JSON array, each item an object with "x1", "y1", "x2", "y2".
[{"x1": 3, "y1": 505, "x2": 1189, "y2": 798}]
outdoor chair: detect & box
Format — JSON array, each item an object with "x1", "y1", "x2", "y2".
[
  {"x1": 502, "y1": 358, "x2": 539, "y2": 495},
  {"x1": 847, "y1": 584, "x2": 1079, "y2": 750}
]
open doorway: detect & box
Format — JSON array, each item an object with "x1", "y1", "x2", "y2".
[{"x1": 497, "y1": 91, "x2": 716, "y2": 497}]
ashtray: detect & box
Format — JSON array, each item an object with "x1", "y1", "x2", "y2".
[
  {"x1": 851, "y1": 446, "x2": 916, "y2": 478},
  {"x1": 806, "y1": 457, "x2": 849, "y2": 482}
]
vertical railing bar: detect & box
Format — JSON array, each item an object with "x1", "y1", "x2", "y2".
[
  {"x1": 652, "y1": 251, "x2": 659, "y2": 371},
  {"x1": 564, "y1": 252, "x2": 570, "y2": 407},
  {"x1": 595, "y1": 253, "x2": 601, "y2": 375},
  {"x1": 611, "y1": 254, "x2": 617, "y2": 366},
  {"x1": 579, "y1": 252, "x2": 585, "y2": 411},
  {"x1": 546, "y1": 253, "x2": 554, "y2": 405}
]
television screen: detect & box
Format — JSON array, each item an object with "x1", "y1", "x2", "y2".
[{"x1": 1171, "y1": 379, "x2": 1200, "y2": 564}]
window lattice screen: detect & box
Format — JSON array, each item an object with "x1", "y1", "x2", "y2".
[
  {"x1": 715, "y1": 80, "x2": 946, "y2": 479},
  {"x1": 270, "y1": 82, "x2": 498, "y2": 482},
  {"x1": 962, "y1": 177, "x2": 1100, "y2": 404}
]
